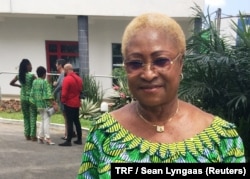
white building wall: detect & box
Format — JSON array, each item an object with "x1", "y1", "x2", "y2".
[
  {"x1": 220, "y1": 17, "x2": 238, "y2": 46},
  {"x1": 0, "y1": 16, "x2": 127, "y2": 96},
  {"x1": 0, "y1": 16, "x2": 192, "y2": 97},
  {"x1": 0, "y1": 17, "x2": 78, "y2": 95},
  {"x1": 89, "y1": 18, "x2": 131, "y2": 95},
  {"x1": 0, "y1": 0, "x2": 205, "y2": 97},
  {"x1": 0, "y1": 0, "x2": 204, "y2": 17}
]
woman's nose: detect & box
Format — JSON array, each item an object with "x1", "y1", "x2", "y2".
[{"x1": 140, "y1": 64, "x2": 158, "y2": 80}]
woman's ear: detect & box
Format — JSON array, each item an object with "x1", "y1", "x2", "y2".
[{"x1": 179, "y1": 58, "x2": 183, "y2": 71}]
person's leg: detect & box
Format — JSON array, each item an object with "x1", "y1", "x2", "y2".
[
  {"x1": 38, "y1": 109, "x2": 45, "y2": 143},
  {"x1": 43, "y1": 110, "x2": 55, "y2": 145},
  {"x1": 66, "y1": 106, "x2": 74, "y2": 143},
  {"x1": 63, "y1": 111, "x2": 68, "y2": 139},
  {"x1": 72, "y1": 107, "x2": 82, "y2": 144},
  {"x1": 73, "y1": 123, "x2": 77, "y2": 137},
  {"x1": 58, "y1": 105, "x2": 73, "y2": 146},
  {"x1": 21, "y1": 100, "x2": 30, "y2": 140},
  {"x1": 60, "y1": 103, "x2": 68, "y2": 139},
  {"x1": 30, "y1": 103, "x2": 37, "y2": 141},
  {"x1": 62, "y1": 114, "x2": 77, "y2": 138},
  {"x1": 44, "y1": 110, "x2": 50, "y2": 139}
]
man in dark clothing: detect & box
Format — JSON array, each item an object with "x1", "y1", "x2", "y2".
[
  {"x1": 53, "y1": 59, "x2": 77, "y2": 140},
  {"x1": 58, "y1": 63, "x2": 83, "y2": 146}
]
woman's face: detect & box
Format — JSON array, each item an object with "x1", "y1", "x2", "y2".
[{"x1": 124, "y1": 28, "x2": 183, "y2": 106}]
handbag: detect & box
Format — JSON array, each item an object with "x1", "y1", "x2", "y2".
[
  {"x1": 46, "y1": 101, "x2": 58, "y2": 116},
  {"x1": 47, "y1": 106, "x2": 56, "y2": 116}
]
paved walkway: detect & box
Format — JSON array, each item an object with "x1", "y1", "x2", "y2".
[{"x1": 0, "y1": 118, "x2": 88, "y2": 179}]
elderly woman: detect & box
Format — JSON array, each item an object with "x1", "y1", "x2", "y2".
[{"x1": 77, "y1": 13, "x2": 245, "y2": 178}]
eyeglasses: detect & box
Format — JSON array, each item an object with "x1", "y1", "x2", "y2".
[{"x1": 124, "y1": 53, "x2": 181, "y2": 74}]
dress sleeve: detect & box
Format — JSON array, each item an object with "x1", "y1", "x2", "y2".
[
  {"x1": 29, "y1": 80, "x2": 35, "y2": 104},
  {"x1": 221, "y1": 134, "x2": 246, "y2": 162},
  {"x1": 43, "y1": 81, "x2": 53, "y2": 106},
  {"x1": 77, "y1": 126, "x2": 100, "y2": 179}
]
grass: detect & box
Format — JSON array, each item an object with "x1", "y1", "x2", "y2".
[{"x1": 0, "y1": 111, "x2": 93, "y2": 129}]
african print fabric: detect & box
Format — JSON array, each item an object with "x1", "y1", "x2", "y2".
[{"x1": 77, "y1": 113, "x2": 246, "y2": 179}]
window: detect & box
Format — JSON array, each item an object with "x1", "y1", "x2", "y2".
[
  {"x1": 112, "y1": 43, "x2": 124, "y2": 85},
  {"x1": 112, "y1": 43, "x2": 123, "y2": 70},
  {"x1": 45, "y1": 41, "x2": 79, "y2": 74}
]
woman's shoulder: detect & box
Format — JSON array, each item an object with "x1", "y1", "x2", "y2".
[
  {"x1": 27, "y1": 72, "x2": 35, "y2": 76},
  {"x1": 91, "y1": 101, "x2": 240, "y2": 141},
  {"x1": 181, "y1": 101, "x2": 214, "y2": 125},
  {"x1": 210, "y1": 116, "x2": 238, "y2": 130},
  {"x1": 110, "y1": 103, "x2": 131, "y2": 116},
  {"x1": 181, "y1": 101, "x2": 239, "y2": 136},
  {"x1": 182, "y1": 101, "x2": 234, "y2": 124},
  {"x1": 26, "y1": 72, "x2": 36, "y2": 80},
  {"x1": 90, "y1": 104, "x2": 131, "y2": 129},
  {"x1": 87, "y1": 112, "x2": 117, "y2": 136},
  {"x1": 89, "y1": 106, "x2": 242, "y2": 158}
]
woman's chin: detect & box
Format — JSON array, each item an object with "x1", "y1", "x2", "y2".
[{"x1": 136, "y1": 97, "x2": 163, "y2": 106}]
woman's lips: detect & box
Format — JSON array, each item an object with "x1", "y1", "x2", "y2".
[{"x1": 140, "y1": 85, "x2": 162, "y2": 92}]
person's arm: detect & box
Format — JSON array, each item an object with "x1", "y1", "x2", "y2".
[
  {"x1": 29, "y1": 80, "x2": 35, "y2": 105},
  {"x1": 44, "y1": 80, "x2": 54, "y2": 107},
  {"x1": 9, "y1": 75, "x2": 21, "y2": 88},
  {"x1": 61, "y1": 77, "x2": 69, "y2": 104},
  {"x1": 53, "y1": 83, "x2": 61, "y2": 95},
  {"x1": 53, "y1": 75, "x2": 63, "y2": 95}
]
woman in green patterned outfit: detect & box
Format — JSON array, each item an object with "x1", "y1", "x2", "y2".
[
  {"x1": 10, "y1": 59, "x2": 37, "y2": 141},
  {"x1": 77, "y1": 13, "x2": 246, "y2": 178}
]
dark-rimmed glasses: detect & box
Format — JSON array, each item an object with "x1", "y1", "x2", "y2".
[{"x1": 124, "y1": 53, "x2": 182, "y2": 74}]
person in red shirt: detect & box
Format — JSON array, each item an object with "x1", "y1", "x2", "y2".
[
  {"x1": 58, "y1": 63, "x2": 83, "y2": 146},
  {"x1": 53, "y1": 59, "x2": 77, "y2": 140}
]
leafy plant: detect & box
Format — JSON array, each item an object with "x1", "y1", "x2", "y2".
[
  {"x1": 231, "y1": 12, "x2": 250, "y2": 48},
  {"x1": 83, "y1": 74, "x2": 104, "y2": 106},
  {"x1": 178, "y1": 5, "x2": 250, "y2": 161},
  {"x1": 112, "y1": 67, "x2": 126, "y2": 85},
  {"x1": 109, "y1": 67, "x2": 134, "y2": 111},
  {"x1": 179, "y1": 4, "x2": 250, "y2": 122},
  {"x1": 78, "y1": 75, "x2": 104, "y2": 121},
  {"x1": 79, "y1": 98, "x2": 101, "y2": 120}
]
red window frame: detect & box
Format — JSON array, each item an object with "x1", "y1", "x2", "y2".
[{"x1": 45, "y1": 40, "x2": 79, "y2": 73}]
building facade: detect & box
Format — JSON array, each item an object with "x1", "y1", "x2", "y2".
[{"x1": 0, "y1": 0, "x2": 205, "y2": 98}]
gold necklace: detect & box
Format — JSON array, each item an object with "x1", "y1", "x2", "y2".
[{"x1": 136, "y1": 100, "x2": 179, "y2": 133}]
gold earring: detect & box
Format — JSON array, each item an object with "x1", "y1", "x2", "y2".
[{"x1": 180, "y1": 73, "x2": 184, "y2": 80}]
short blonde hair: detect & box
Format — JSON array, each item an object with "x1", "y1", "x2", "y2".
[{"x1": 121, "y1": 12, "x2": 186, "y2": 57}]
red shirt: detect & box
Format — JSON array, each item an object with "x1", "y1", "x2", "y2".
[{"x1": 61, "y1": 72, "x2": 83, "y2": 108}]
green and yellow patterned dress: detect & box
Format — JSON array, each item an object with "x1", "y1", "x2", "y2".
[
  {"x1": 77, "y1": 113, "x2": 246, "y2": 179},
  {"x1": 30, "y1": 78, "x2": 53, "y2": 110},
  {"x1": 18, "y1": 72, "x2": 37, "y2": 138}
]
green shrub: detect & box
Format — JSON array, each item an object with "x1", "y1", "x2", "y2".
[
  {"x1": 109, "y1": 68, "x2": 134, "y2": 111},
  {"x1": 83, "y1": 75, "x2": 104, "y2": 106},
  {"x1": 80, "y1": 75, "x2": 104, "y2": 120}
]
